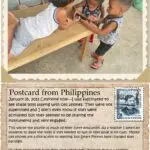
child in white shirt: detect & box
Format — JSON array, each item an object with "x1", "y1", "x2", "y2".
[{"x1": 8, "y1": 0, "x2": 75, "y2": 58}]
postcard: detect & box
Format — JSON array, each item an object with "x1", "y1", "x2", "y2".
[{"x1": 1, "y1": 83, "x2": 149, "y2": 150}]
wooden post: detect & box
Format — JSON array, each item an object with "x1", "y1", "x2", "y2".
[{"x1": 80, "y1": 36, "x2": 89, "y2": 61}]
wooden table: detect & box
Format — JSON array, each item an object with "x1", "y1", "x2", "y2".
[{"x1": 8, "y1": 4, "x2": 92, "y2": 71}]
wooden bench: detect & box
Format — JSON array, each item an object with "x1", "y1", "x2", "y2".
[{"x1": 8, "y1": 4, "x2": 92, "y2": 71}]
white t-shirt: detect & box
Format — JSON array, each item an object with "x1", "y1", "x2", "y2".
[{"x1": 22, "y1": 3, "x2": 59, "y2": 40}]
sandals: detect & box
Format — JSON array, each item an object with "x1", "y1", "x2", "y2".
[{"x1": 90, "y1": 60, "x2": 104, "y2": 69}]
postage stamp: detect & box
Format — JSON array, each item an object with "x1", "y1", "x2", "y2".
[
  {"x1": 115, "y1": 87, "x2": 144, "y2": 121},
  {"x1": 1, "y1": 0, "x2": 148, "y2": 80}
]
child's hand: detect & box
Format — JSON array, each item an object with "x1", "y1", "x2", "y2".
[
  {"x1": 80, "y1": 19, "x2": 100, "y2": 34},
  {"x1": 73, "y1": 11, "x2": 81, "y2": 22},
  {"x1": 80, "y1": 19, "x2": 92, "y2": 27},
  {"x1": 73, "y1": 9, "x2": 81, "y2": 19},
  {"x1": 73, "y1": 16, "x2": 80, "y2": 22},
  {"x1": 88, "y1": 15, "x2": 98, "y2": 22}
]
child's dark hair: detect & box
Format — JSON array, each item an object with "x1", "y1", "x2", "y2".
[
  {"x1": 49, "y1": 0, "x2": 74, "y2": 7},
  {"x1": 125, "y1": 95, "x2": 134, "y2": 102},
  {"x1": 117, "y1": 0, "x2": 134, "y2": 8}
]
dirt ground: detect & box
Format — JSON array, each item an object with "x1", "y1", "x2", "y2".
[{"x1": 11, "y1": 0, "x2": 143, "y2": 74}]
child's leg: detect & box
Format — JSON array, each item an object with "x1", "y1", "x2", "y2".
[
  {"x1": 8, "y1": 24, "x2": 17, "y2": 54},
  {"x1": 8, "y1": 12, "x2": 18, "y2": 25},
  {"x1": 8, "y1": 12, "x2": 19, "y2": 54},
  {"x1": 8, "y1": 51, "x2": 14, "y2": 60},
  {"x1": 94, "y1": 41, "x2": 113, "y2": 61},
  {"x1": 89, "y1": 34, "x2": 94, "y2": 43},
  {"x1": 91, "y1": 52, "x2": 104, "y2": 62},
  {"x1": 91, "y1": 41, "x2": 113, "y2": 69},
  {"x1": 79, "y1": 34, "x2": 94, "y2": 45}
]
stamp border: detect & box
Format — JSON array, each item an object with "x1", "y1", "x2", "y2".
[
  {"x1": 114, "y1": 87, "x2": 144, "y2": 122},
  {"x1": 1, "y1": 0, "x2": 148, "y2": 80}
]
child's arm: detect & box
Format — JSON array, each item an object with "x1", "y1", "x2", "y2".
[
  {"x1": 72, "y1": 0, "x2": 86, "y2": 19},
  {"x1": 94, "y1": 5, "x2": 105, "y2": 25},
  {"x1": 56, "y1": 8, "x2": 74, "y2": 29},
  {"x1": 81, "y1": 19, "x2": 117, "y2": 35},
  {"x1": 100, "y1": 5, "x2": 105, "y2": 20}
]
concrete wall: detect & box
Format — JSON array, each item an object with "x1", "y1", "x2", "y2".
[{"x1": 8, "y1": 0, "x2": 44, "y2": 10}]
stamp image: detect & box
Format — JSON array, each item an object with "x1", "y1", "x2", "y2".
[{"x1": 115, "y1": 87, "x2": 144, "y2": 121}]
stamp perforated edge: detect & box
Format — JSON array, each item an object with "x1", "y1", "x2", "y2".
[
  {"x1": 1, "y1": 0, "x2": 148, "y2": 80},
  {"x1": 114, "y1": 87, "x2": 144, "y2": 122}
]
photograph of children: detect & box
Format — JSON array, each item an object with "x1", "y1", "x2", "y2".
[{"x1": 7, "y1": 0, "x2": 144, "y2": 74}]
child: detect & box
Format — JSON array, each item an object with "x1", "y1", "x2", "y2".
[
  {"x1": 73, "y1": 0, "x2": 105, "y2": 43},
  {"x1": 81, "y1": 0, "x2": 133, "y2": 69},
  {"x1": 8, "y1": 0, "x2": 75, "y2": 58}
]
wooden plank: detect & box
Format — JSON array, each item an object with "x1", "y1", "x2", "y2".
[
  {"x1": 9, "y1": 4, "x2": 92, "y2": 71},
  {"x1": 80, "y1": 36, "x2": 89, "y2": 61}
]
